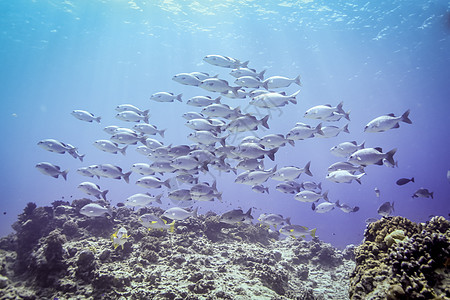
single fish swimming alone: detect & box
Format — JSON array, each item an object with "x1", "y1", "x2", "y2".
[{"x1": 396, "y1": 177, "x2": 414, "y2": 186}]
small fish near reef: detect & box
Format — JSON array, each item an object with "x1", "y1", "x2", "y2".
[
  {"x1": 279, "y1": 224, "x2": 317, "y2": 239},
  {"x1": 377, "y1": 201, "x2": 394, "y2": 217},
  {"x1": 111, "y1": 227, "x2": 129, "y2": 250}
]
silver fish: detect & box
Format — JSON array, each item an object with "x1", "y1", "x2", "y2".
[
  {"x1": 203, "y1": 55, "x2": 248, "y2": 69},
  {"x1": 220, "y1": 208, "x2": 253, "y2": 224},
  {"x1": 150, "y1": 92, "x2": 182, "y2": 102},
  {"x1": 330, "y1": 141, "x2": 365, "y2": 158},
  {"x1": 326, "y1": 170, "x2": 365, "y2": 184},
  {"x1": 35, "y1": 162, "x2": 68, "y2": 180},
  {"x1": 80, "y1": 203, "x2": 112, "y2": 217},
  {"x1": 93, "y1": 140, "x2": 127, "y2": 155},
  {"x1": 349, "y1": 147, "x2": 397, "y2": 167},
  {"x1": 172, "y1": 73, "x2": 202, "y2": 86},
  {"x1": 77, "y1": 182, "x2": 108, "y2": 200},
  {"x1": 364, "y1": 110, "x2": 412, "y2": 133},
  {"x1": 263, "y1": 75, "x2": 301, "y2": 89},
  {"x1": 162, "y1": 207, "x2": 198, "y2": 221},
  {"x1": 136, "y1": 176, "x2": 171, "y2": 189},
  {"x1": 71, "y1": 110, "x2": 101, "y2": 123}
]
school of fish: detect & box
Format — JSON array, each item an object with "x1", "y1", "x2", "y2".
[{"x1": 36, "y1": 54, "x2": 435, "y2": 241}]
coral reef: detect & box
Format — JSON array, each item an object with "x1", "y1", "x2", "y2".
[
  {"x1": 349, "y1": 216, "x2": 450, "y2": 299},
  {"x1": 0, "y1": 200, "x2": 355, "y2": 299}
]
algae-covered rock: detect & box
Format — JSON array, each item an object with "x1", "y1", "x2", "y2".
[
  {"x1": 0, "y1": 201, "x2": 355, "y2": 299},
  {"x1": 349, "y1": 216, "x2": 450, "y2": 299},
  {"x1": 384, "y1": 229, "x2": 407, "y2": 247}
]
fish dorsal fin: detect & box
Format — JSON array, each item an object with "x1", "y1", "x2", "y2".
[
  {"x1": 387, "y1": 113, "x2": 395, "y2": 117},
  {"x1": 374, "y1": 147, "x2": 383, "y2": 152},
  {"x1": 351, "y1": 141, "x2": 357, "y2": 145},
  {"x1": 301, "y1": 226, "x2": 308, "y2": 230},
  {"x1": 324, "y1": 104, "x2": 332, "y2": 107}
]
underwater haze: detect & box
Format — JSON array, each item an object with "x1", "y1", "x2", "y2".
[{"x1": 1, "y1": 0, "x2": 449, "y2": 248}]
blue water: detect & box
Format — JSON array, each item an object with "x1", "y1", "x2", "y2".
[{"x1": 1, "y1": 0, "x2": 449, "y2": 248}]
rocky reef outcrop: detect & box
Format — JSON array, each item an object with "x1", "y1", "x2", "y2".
[
  {"x1": 349, "y1": 216, "x2": 450, "y2": 299},
  {"x1": 0, "y1": 200, "x2": 355, "y2": 299}
]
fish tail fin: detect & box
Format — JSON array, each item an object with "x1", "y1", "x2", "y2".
[
  {"x1": 158, "y1": 129, "x2": 166, "y2": 138},
  {"x1": 231, "y1": 86, "x2": 240, "y2": 96},
  {"x1": 258, "y1": 70, "x2": 266, "y2": 80},
  {"x1": 144, "y1": 115, "x2": 149, "y2": 124},
  {"x1": 359, "y1": 141, "x2": 365, "y2": 149},
  {"x1": 261, "y1": 115, "x2": 270, "y2": 129},
  {"x1": 120, "y1": 145, "x2": 128, "y2": 156},
  {"x1": 169, "y1": 220, "x2": 176, "y2": 233},
  {"x1": 356, "y1": 173, "x2": 365, "y2": 184},
  {"x1": 430, "y1": 192, "x2": 434, "y2": 199},
  {"x1": 59, "y1": 169, "x2": 68, "y2": 181},
  {"x1": 294, "y1": 75, "x2": 302, "y2": 86},
  {"x1": 216, "y1": 192, "x2": 223, "y2": 202},
  {"x1": 286, "y1": 217, "x2": 291, "y2": 225},
  {"x1": 290, "y1": 90, "x2": 301, "y2": 99},
  {"x1": 95, "y1": 116, "x2": 101, "y2": 123},
  {"x1": 385, "y1": 148, "x2": 397, "y2": 167},
  {"x1": 268, "y1": 148, "x2": 278, "y2": 161},
  {"x1": 265, "y1": 186, "x2": 270, "y2": 194},
  {"x1": 102, "y1": 190, "x2": 109, "y2": 201},
  {"x1": 155, "y1": 194, "x2": 163, "y2": 204},
  {"x1": 143, "y1": 109, "x2": 150, "y2": 116},
  {"x1": 123, "y1": 171, "x2": 132, "y2": 184},
  {"x1": 336, "y1": 101, "x2": 345, "y2": 114},
  {"x1": 304, "y1": 161, "x2": 313, "y2": 177},
  {"x1": 245, "y1": 208, "x2": 252, "y2": 217},
  {"x1": 262, "y1": 81, "x2": 269, "y2": 90},
  {"x1": 220, "y1": 136, "x2": 227, "y2": 147},
  {"x1": 288, "y1": 139, "x2": 295, "y2": 146},
  {"x1": 322, "y1": 190, "x2": 329, "y2": 202},
  {"x1": 201, "y1": 161, "x2": 209, "y2": 172},
  {"x1": 214, "y1": 96, "x2": 222, "y2": 103},
  {"x1": 310, "y1": 228, "x2": 317, "y2": 238},
  {"x1": 176, "y1": 94, "x2": 183, "y2": 102},
  {"x1": 335, "y1": 200, "x2": 341, "y2": 207},
  {"x1": 401, "y1": 109, "x2": 412, "y2": 124},
  {"x1": 343, "y1": 124, "x2": 350, "y2": 133},
  {"x1": 163, "y1": 178, "x2": 171, "y2": 189},
  {"x1": 411, "y1": 177, "x2": 415, "y2": 183},
  {"x1": 315, "y1": 123, "x2": 324, "y2": 136},
  {"x1": 344, "y1": 110, "x2": 351, "y2": 121},
  {"x1": 269, "y1": 164, "x2": 278, "y2": 174},
  {"x1": 193, "y1": 207, "x2": 198, "y2": 218},
  {"x1": 241, "y1": 60, "x2": 249, "y2": 68},
  {"x1": 79, "y1": 154, "x2": 85, "y2": 162}
]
